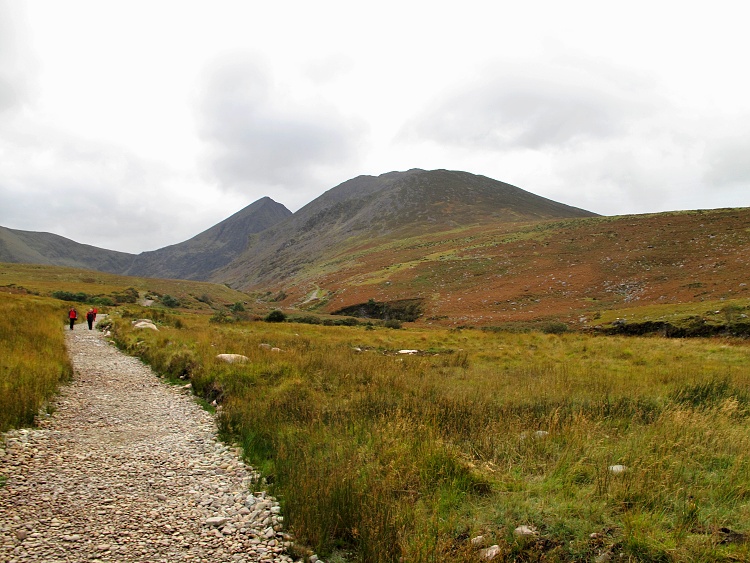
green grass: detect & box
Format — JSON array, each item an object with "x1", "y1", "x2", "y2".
[
  {"x1": 0, "y1": 293, "x2": 73, "y2": 431},
  {"x1": 105, "y1": 310, "x2": 750, "y2": 562},
  {"x1": 0, "y1": 261, "x2": 253, "y2": 313}
]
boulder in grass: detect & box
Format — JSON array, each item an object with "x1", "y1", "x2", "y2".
[
  {"x1": 608, "y1": 464, "x2": 627, "y2": 475},
  {"x1": 471, "y1": 535, "x2": 485, "y2": 547},
  {"x1": 480, "y1": 545, "x2": 501, "y2": 560},
  {"x1": 216, "y1": 353, "x2": 249, "y2": 364},
  {"x1": 132, "y1": 320, "x2": 158, "y2": 331},
  {"x1": 514, "y1": 525, "x2": 538, "y2": 537}
]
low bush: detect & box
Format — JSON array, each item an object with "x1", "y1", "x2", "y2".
[
  {"x1": 51, "y1": 290, "x2": 89, "y2": 302},
  {"x1": 265, "y1": 310, "x2": 287, "y2": 323},
  {"x1": 160, "y1": 294, "x2": 180, "y2": 308}
]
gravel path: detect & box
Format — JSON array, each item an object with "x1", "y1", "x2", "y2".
[{"x1": 0, "y1": 319, "x2": 296, "y2": 563}]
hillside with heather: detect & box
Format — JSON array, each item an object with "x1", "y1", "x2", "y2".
[{"x1": 274, "y1": 207, "x2": 750, "y2": 327}]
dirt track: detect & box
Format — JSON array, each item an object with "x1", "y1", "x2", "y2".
[{"x1": 0, "y1": 319, "x2": 294, "y2": 563}]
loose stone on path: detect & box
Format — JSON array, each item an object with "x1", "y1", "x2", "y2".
[{"x1": 0, "y1": 319, "x2": 296, "y2": 562}]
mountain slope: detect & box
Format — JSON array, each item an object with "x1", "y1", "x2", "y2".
[
  {"x1": 0, "y1": 197, "x2": 292, "y2": 280},
  {"x1": 214, "y1": 169, "x2": 596, "y2": 289},
  {"x1": 0, "y1": 226, "x2": 135, "y2": 273},
  {"x1": 125, "y1": 196, "x2": 292, "y2": 280},
  {"x1": 247, "y1": 207, "x2": 750, "y2": 327}
]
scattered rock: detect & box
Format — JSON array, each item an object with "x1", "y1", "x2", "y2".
[
  {"x1": 132, "y1": 320, "x2": 159, "y2": 331},
  {"x1": 471, "y1": 535, "x2": 485, "y2": 546},
  {"x1": 717, "y1": 527, "x2": 747, "y2": 544},
  {"x1": 480, "y1": 544, "x2": 501, "y2": 560},
  {"x1": 608, "y1": 464, "x2": 627, "y2": 475},
  {"x1": 216, "y1": 353, "x2": 249, "y2": 363},
  {"x1": 514, "y1": 525, "x2": 538, "y2": 537},
  {"x1": 205, "y1": 516, "x2": 229, "y2": 527},
  {"x1": 398, "y1": 349, "x2": 419, "y2": 354}
]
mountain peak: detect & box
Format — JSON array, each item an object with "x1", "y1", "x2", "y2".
[{"x1": 214, "y1": 169, "x2": 597, "y2": 289}]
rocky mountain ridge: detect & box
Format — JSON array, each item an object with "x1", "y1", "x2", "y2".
[{"x1": 1, "y1": 169, "x2": 594, "y2": 286}]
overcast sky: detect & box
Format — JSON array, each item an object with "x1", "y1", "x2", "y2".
[{"x1": 1, "y1": 1, "x2": 748, "y2": 253}]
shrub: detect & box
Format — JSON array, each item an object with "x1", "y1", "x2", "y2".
[
  {"x1": 265, "y1": 310, "x2": 287, "y2": 323},
  {"x1": 230, "y1": 301, "x2": 246, "y2": 313},
  {"x1": 541, "y1": 321, "x2": 569, "y2": 334},
  {"x1": 111, "y1": 287, "x2": 139, "y2": 304},
  {"x1": 210, "y1": 311, "x2": 234, "y2": 324},
  {"x1": 161, "y1": 294, "x2": 180, "y2": 308},
  {"x1": 291, "y1": 315, "x2": 322, "y2": 325},
  {"x1": 51, "y1": 290, "x2": 88, "y2": 302}
]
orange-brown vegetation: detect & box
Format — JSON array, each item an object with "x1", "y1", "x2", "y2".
[{"x1": 275, "y1": 208, "x2": 750, "y2": 326}]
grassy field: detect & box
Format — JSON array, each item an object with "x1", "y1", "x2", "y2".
[
  {"x1": 4, "y1": 260, "x2": 750, "y2": 561},
  {"x1": 0, "y1": 293, "x2": 73, "y2": 431},
  {"x1": 104, "y1": 308, "x2": 750, "y2": 562},
  {"x1": 0, "y1": 262, "x2": 252, "y2": 311}
]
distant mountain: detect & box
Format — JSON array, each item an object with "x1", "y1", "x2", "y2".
[
  {"x1": 213, "y1": 169, "x2": 597, "y2": 289},
  {"x1": 125, "y1": 197, "x2": 292, "y2": 280},
  {"x1": 0, "y1": 169, "x2": 596, "y2": 289},
  {"x1": 0, "y1": 226, "x2": 135, "y2": 273},
  {"x1": 0, "y1": 196, "x2": 292, "y2": 280}
]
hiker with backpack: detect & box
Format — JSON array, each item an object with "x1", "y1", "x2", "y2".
[
  {"x1": 68, "y1": 307, "x2": 78, "y2": 330},
  {"x1": 86, "y1": 309, "x2": 96, "y2": 330}
]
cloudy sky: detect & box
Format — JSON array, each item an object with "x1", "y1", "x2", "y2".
[{"x1": 1, "y1": 1, "x2": 748, "y2": 253}]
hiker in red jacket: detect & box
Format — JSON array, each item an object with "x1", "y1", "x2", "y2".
[
  {"x1": 68, "y1": 307, "x2": 77, "y2": 330},
  {"x1": 86, "y1": 309, "x2": 96, "y2": 330}
]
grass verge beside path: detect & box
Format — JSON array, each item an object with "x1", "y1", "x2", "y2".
[
  {"x1": 0, "y1": 293, "x2": 73, "y2": 432},
  {"x1": 107, "y1": 310, "x2": 750, "y2": 562}
]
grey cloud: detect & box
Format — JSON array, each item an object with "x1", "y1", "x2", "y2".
[
  {"x1": 0, "y1": 125, "x2": 205, "y2": 253},
  {"x1": 196, "y1": 54, "x2": 365, "y2": 191},
  {"x1": 0, "y1": 1, "x2": 35, "y2": 116},
  {"x1": 0, "y1": 77, "x2": 19, "y2": 114},
  {"x1": 703, "y1": 134, "x2": 750, "y2": 188},
  {"x1": 403, "y1": 61, "x2": 661, "y2": 151}
]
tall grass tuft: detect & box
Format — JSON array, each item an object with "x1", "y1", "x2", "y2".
[{"x1": 0, "y1": 294, "x2": 73, "y2": 431}]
